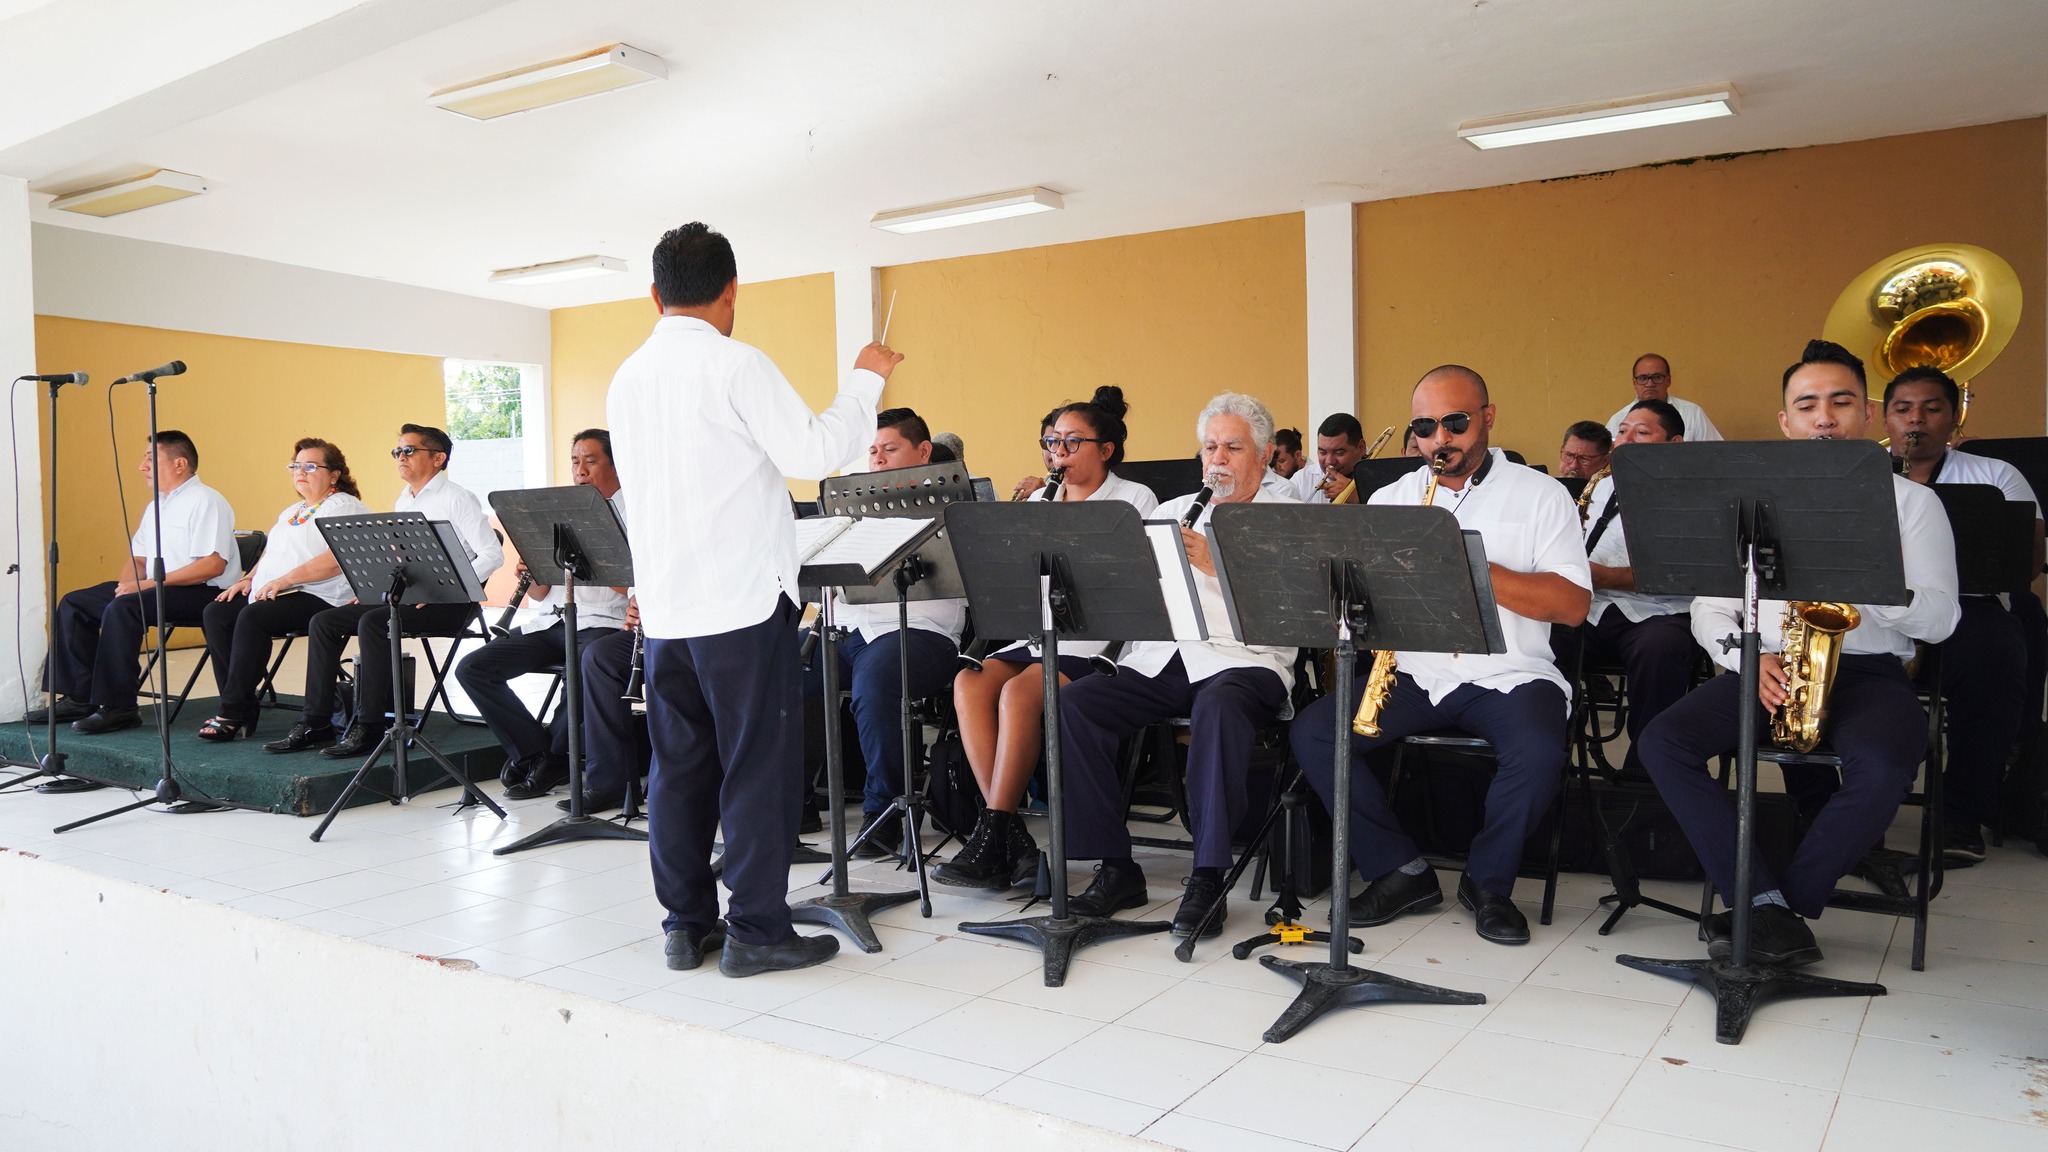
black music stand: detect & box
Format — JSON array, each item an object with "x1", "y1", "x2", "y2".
[
  {"x1": 487, "y1": 486, "x2": 645, "y2": 855},
  {"x1": 1346, "y1": 458, "x2": 1428, "y2": 503},
  {"x1": 949, "y1": 501, "x2": 1179, "y2": 985},
  {"x1": 1207, "y1": 502, "x2": 1492, "y2": 1042},
  {"x1": 788, "y1": 512, "x2": 945, "y2": 953},
  {"x1": 1115, "y1": 458, "x2": 1205, "y2": 503},
  {"x1": 1609, "y1": 440, "x2": 1901, "y2": 1044},
  {"x1": 309, "y1": 513, "x2": 505, "y2": 841},
  {"x1": 812, "y1": 462, "x2": 977, "y2": 914},
  {"x1": 1932, "y1": 485, "x2": 2035, "y2": 595},
  {"x1": 1957, "y1": 438, "x2": 2048, "y2": 536}
]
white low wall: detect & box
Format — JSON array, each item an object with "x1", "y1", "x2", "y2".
[{"x1": 0, "y1": 851, "x2": 1155, "y2": 1152}]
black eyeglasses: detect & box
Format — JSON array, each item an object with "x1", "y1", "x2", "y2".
[
  {"x1": 391, "y1": 445, "x2": 443, "y2": 459},
  {"x1": 1634, "y1": 372, "x2": 1671, "y2": 384},
  {"x1": 1039, "y1": 435, "x2": 1107, "y2": 454},
  {"x1": 1407, "y1": 412, "x2": 1473, "y2": 439}
]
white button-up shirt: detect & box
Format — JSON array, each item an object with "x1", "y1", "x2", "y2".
[
  {"x1": 1606, "y1": 395, "x2": 1723, "y2": 442},
  {"x1": 1581, "y1": 475, "x2": 1691, "y2": 625},
  {"x1": 248, "y1": 491, "x2": 373, "y2": 606},
  {"x1": 1118, "y1": 486, "x2": 1299, "y2": 692},
  {"x1": 394, "y1": 470, "x2": 503, "y2": 589},
  {"x1": 1370, "y1": 450, "x2": 1591, "y2": 706},
  {"x1": 608, "y1": 315, "x2": 883, "y2": 639},
  {"x1": 1002, "y1": 471, "x2": 1164, "y2": 660},
  {"x1": 521, "y1": 489, "x2": 630, "y2": 633},
  {"x1": 129, "y1": 474, "x2": 241, "y2": 590},
  {"x1": 1291, "y1": 462, "x2": 1331, "y2": 504},
  {"x1": 1693, "y1": 474, "x2": 1960, "y2": 671}
]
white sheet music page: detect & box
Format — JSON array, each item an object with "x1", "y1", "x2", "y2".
[
  {"x1": 792, "y1": 516, "x2": 853, "y2": 563},
  {"x1": 806, "y1": 516, "x2": 933, "y2": 575},
  {"x1": 1144, "y1": 520, "x2": 1209, "y2": 641}
]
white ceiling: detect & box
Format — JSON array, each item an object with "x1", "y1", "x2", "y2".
[{"x1": 13, "y1": 0, "x2": 2048, "y2": 310}]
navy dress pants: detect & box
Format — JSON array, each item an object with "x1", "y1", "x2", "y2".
[
  {"x1": 1637, "y1": 655, "x2": 1924, "y2": 918},
  {"x1": 49, "y1": 581, "x2": 218, "y2": 710},
  {"x1": 643, "y1": 597, "x2": 803, "y2": 945},
  {"x1": 1058, "y1": 654, "x2": 1287, "y2": 870},
  {"x1": 1292, "y1": 670, "x2": 1569, "y2": 897},
  {"x1": 301, "y1": 602, "x2": 477, "y2": 728},
  {"x1": 1940, "y1": 597, "x2": 2027, "y2": 830},
  {"x1": 579, "y1": 627, "x2": 649, "y2": 794},
  {"x1": 455, "y1": 623, "x2": 612, "y2": 764},
  {"x1": 801, "y1": 627, "x2": 958, "y2": 815},
  {"x1": 1575, "y1": 609, "x2": 1701, "y2": 777}
]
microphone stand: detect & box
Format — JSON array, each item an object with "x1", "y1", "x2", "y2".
[{"x1": 3, "y1": 379, "x2": 80, "y2": 792}]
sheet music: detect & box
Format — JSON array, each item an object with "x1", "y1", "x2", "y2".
[
  {"x1": 1144, "y1": 520, "x2": 1209, "y2": 641},
  {"x1": 803, "y1": 515, "x2": 934, "y2": 574},
  {"x1": 792, "y1": 516, "x2": 853, "y2": 563}
]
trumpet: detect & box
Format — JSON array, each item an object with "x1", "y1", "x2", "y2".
[{"x1": 1354, "y1": 451, "x2": 1447, "y2": 737}]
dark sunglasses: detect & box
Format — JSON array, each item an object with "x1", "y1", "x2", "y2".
[
  {"x1": 1407, "y1": 412, "x2": 1473, "y2": 439},
  {"x1": 390, "y1": 445, "x2": 443, "y2": 459}
]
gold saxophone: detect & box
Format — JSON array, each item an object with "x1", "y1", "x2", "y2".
[
  {"x1": 1353, "y1": 451, "x2": 1447, "y2": 737},
  {"x1": 1770, "y1": 600, "x2": 1861, "y2": 752},
  {"x1": 1577, "y1": 464, "x2": 1612, "y2": 528}
]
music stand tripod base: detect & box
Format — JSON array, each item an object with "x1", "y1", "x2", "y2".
[
  {"x1": 959, "y1": 913, "x2": 1173, "y2": 987},
  {"x1": 1616, "y1": 954, "x2": 1885, "y2": 1045},
  {"x1": 791, "y1": 888, "x2": 921, "y2": 954},
  {"x1": 1258, "y1": 956, "x2": 1487, "y2": 1043}
]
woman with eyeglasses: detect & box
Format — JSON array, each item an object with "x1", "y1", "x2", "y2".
[
  {"x1": 193, "y1": 438, "x2": 369, "y2": 741},
  {"x1": 936, "y1": 386, "x2": 1160, "y2": 889}
]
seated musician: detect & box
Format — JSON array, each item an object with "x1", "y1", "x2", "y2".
[
  {"x1": 1638, "y1": 340, "x2": 1958, "y2": 966},
  {"x1": 567, "y1": 596, "x2": 646, "y2": 813},
  {"x1": 36, "y1": 431, "x2": 241, "y2": 735},
  {"x1": 265, "y1": 423, "x2": 504, "y2": 756},
  {"x1": 1570, "y1": 399, "x2": 1700, "y2": 777},
  {"x1": 1008, "y1": 407, "x2": 1063, "y2": 501},
  {"x1": 935, "y1": 387, "x2": 1159, "y2": 889},
  {"x1": 1270, "y1": 427, "x2": 1307, "y2": 479},
  {"x1": 195, "y1": 438, "x2": 371, "y2": 741},
  {"x1": 1292, "y1": 366, "x2": 1590, "y2": 946},
  {"x1": 1291, "y1": 412, "x2": 1367, "y2": 504},
  {"x1": 1053, "y1": 392, "x2": 1298, "y2": 937},
  {"x1": 1605, "y1": 353, "x2": 1723, "y2": 442},
  {"x1": 1885, "y1": 365, "x2": 2042, "y2": 861},
  {"x1": 802, "y1": 408, "x2": 967, "y2": 855},
  {"x1": 1557, "y1": 420, "x2": 1611, "y2": 480},
  {"x1": 455, "y1": 430, "x2": 629, "y2": 799}
]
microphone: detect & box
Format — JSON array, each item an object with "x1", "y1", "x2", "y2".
[
  {"x1": 112, "y1": 360, "x2": 186, "y2": 385},
  {"x1": 17, "y1": 372, "x2": 88, "y2": 386},
  {"x1": 1180, "y1": 485, "x2": 1215, "y2": 529}
]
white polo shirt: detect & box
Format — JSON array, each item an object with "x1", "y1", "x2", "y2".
[
  {"x1": 129, "y1": 474, "x2": 241, "y2": 590},
  {"x1": 248, "y1": 491, "x2": 373, "y2": 605},
  {"x1": 394, "y1": 470, "x2": 503, "y2": 588}
]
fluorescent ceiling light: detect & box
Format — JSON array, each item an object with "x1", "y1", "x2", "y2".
[
  {"x1": 489, "y1": 255, "x2": 625, "y2": 285},
  {"x1": 1458, "y1": 86, "x2": 1738, "y2": 150},
  {"x1": 431, "y1": 44, "x2": 667, "y2": 121},
  {"x1": 872, "y1": 187, "x2": 1064, "y2": 234},
  {"x1": 48, "y1": 169, "x2": 208, "y2": 217}
]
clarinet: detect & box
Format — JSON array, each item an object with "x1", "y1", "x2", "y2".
[
  {"x1": 1180, "y1": 485, "x2": 1215, "y2": 529},
  {"x1": 1040, "y1": 466, "x2": 1066, "y2": 502},
  {"x1": 490, "y1": 572, "x2": 534, "y2": 637},
  {"x1": 621, "y1": 624, "x2": 645, "y2": 704}
]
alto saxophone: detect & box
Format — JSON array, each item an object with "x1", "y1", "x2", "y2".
[
  {"x1": 1353, "y1": 451, "x2": 1448, "y2": 737},
  {"x1": 1577, "y1": 464, "x2": 1612, "y2": 528},
  {"x1": 1771, "y1": 600, "x2": 1861, "y2": 752}
]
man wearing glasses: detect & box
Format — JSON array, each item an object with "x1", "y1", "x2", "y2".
[
  {"x1": 265, "y1": 423, "x2": 503, "y2": 756},
  {"x1": 1293, "y1": 366, "x2": 1591, "y2": 946},
  {"x1": 1604, "y1": 353, "x2": 1723, "y2": 441}
]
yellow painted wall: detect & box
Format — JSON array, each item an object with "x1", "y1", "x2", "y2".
[
  {"x1": 878, "y1": 214, "x2": 1308, "y2": 490},
  {"x1": 33, "y1": 316, "x2": 446, "y2": 596},
  {"x1": 1356, "y1": 117, "x2": 2048, "y2": 462}
]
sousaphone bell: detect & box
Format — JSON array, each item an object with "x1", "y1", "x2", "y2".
[{"x1": 1822, "y1": 243, "x2": 2022, "y2": 433}]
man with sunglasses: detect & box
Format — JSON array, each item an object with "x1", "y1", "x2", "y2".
[
  {"x1": 266, "y1": 423, "x2": 503, "y2": 756},
  {"x1": 1605, "y1": 353, "x2": 1723, "y2": 442},
  {"x1": 1293, "y1": 366, "x2": 1591, "y2": 945}
]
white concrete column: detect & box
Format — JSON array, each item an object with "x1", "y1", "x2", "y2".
[
  {"x1": 1303, "y1": 203, "x2": 1358, "y2": 424},
  {"x1": 833, "y1": 266, "x2": 880, "y2": 471},
  {"x1": 0, "y1": 176, "x2": 46, "y2": 720}
]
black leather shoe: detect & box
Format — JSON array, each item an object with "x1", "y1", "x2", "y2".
[
  {"x1": 1067, "y1": 862, "x2": 1148, "y2": 918},
  {"x1": 71, "y1": 707, "x2": 140, "y2": 735},
  {"x1": 1006, "y1": 815, "x2": 1041, "y2": 887},
  {"x1": 320, "y1": 723, "x2": 387, "y2": 759},
  {"x1": 1172, "y1": 874, "x2": 1227, "y2": 938},
  {"x1": 24, "y1": 697, "x2": 93, "y2": 724},
  {"x1": 852, "y1": 810, "x2": 902, "y2": 859},
  {"x1": 263, "y1": 722, "x2": 336, "y2": 754},
  {"x1": 1702, "y1": 909, "x2": 1732, "y2": 950},
  {"x1": 1458, "y1": 874, "x2": 1529, "y2": 946},
  {"x1": 665, "y1": 924, "x2": 728, "y2": 971},
  {"x1": 1341, "y1": 866, "x2": 1444, "y2": 927},
  {"x1": 934, "y1": 810, "x2": 1012, "y2": 889},
  {"x1": 719, "y1": 932, "x2": 839, "y2": 978},
  {"x1": 505, "y1": 754, "x2": 568, "y2": 800},
  {"x1": 556, "y1": 787, "x2": 627, "y2": 814},
  {"x1": 1706, "y1": 904, "x2": 1822, "y2": 967},
  {"x1": 1944, "y1": 821, "x2": 1987, "y2": 864},
  {"x1": 798, "y1": 807, "x2": 823, "y2": 834}
]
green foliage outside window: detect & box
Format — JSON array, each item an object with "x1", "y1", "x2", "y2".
[{"x1": 445, "y1": 363, "x2": 523, "y2": 440}]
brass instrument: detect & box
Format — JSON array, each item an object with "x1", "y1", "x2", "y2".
[
  {"x1": 1577, "y1": 465, "x2": 1612, "y2": 528},
  {"x1": 1891, "y1": 430, "x2": 1922, "y2": 475},
  {"x1": 1822, "y1": 243, "x2": 2022, "y2": 434},
  {"x1": 1770, "y1": 600, "x2": 1861, "y2": 752},
  {"x1": 1353, "y1": 451, "x2": 1447, "y2": 737},
  {"x1": 1329, "y1": 429, "x2": 1395, "y2": 504},
  {"x1": 1364, "y1": 426, "x2": 1396, "y2": 459}
]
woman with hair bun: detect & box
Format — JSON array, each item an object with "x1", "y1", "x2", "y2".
[{"x1": 937, "y1": 386, "x2": 1160, "y2": 888}]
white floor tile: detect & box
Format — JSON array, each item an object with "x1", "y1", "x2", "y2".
[
  {"x1": 205, "y1": 854, "x2": 357, "y2": 893},
  {"x1": 1606, "y1": 1058, "x2": 1838, "y2": 1152},
  {"x1": 1859, "y1": 988, "x2": 2048, "y2": 1055},
  {"x1": 1351, "y1": 1087, "x2": 1597, "y2": 1152},
  {"x1": 1378, "y1": 914, "x2": 1571, "y2": 984},
  {"x1": 334, "y1": 882, "x2": 497, "y2": 926},
  {"x1": 984, "y1": 1075, "x2": 1166, "y2": 1137},
  {"x1": 355, "y1": 926, "x2": 474, "y2": 958},
  {"x1": 1025, "y1": 1023, "x2": 1245, "y2": 1110},
  {"x1": 1583, "y1": 1124, "x2": 1752, "y2": 1152},
  {"x1": 665, "y1": 955, "x2": 860, "y2": 1013},
  {"x1": 271, "y1": 867, "x2": 420, "y2": 909},
  {"x1": 728, "y1": 1014, "x2": 877, "y2": 1060},
  {"x1": 441, "y1": 946, "x2": 556, "y2": 980},
  {"x1": 618, "y1": 987, "x2": 758, "y2": 1030},
  {"x1": 289, "y1": 908, "x2": 396, "y2": 939},
  {"x1": 485, "y1": 915, "x2": 657, "y2": 966},
  {"x1": 851, "y1": 1044, "x2": 1013, "y2": 1096},
  {"x1": 1823, "y1": 1093, "x2": 2048, "y2": 1152},
  {"x1": 1118, "y1": 978, "x2": 1296, "y2": 1051},
  {"x1": 1648, "y1": 1014, "x2": 1859, "y2": 1092},
  {"x1": 869, "y1": 933, "x2": 1050, "y2": 995},
  {"x1": 1139, "y1": 1113, "x2": 1343, "y2": 1152},
  {"x1": 1177, "y1": 1053, "x2": 1406, "y2": 1150},
  {"x1": 405, "y1": 898, "x2": 578, "y2": 948},
  {"x1": 1477, "y1": 983, "x2": 1679, "y2": 1056},
  {"x1": 891, "y1": 996, "x2": 1102, "y2": 1074},
  {"x1": 1423, "y1": 1029, "x2": 1641, "y2": 1119},
  {"x1": 1843, "y1": 1035, "x2": 2048, "y2": 1126},
  {"x1": 769, "y1": 972, "x2": 972, "y2": 1041},
  {"x1": 1877, "y1": 950, "x2": 2048, "y2": 1012},
  {"x1": 1254, "y1": 1001, "x2": 1470, "y2": 1085},
  {"x1": 986, "y1": 957, "x2": 1179, "y2": 1022}
]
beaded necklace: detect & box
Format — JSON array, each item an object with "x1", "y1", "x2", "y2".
[{"x1": 288, "y1": 492, "x2": 333, "y2": 528}]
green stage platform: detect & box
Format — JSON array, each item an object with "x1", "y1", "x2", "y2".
[{"x1": 0, "y1": 697, "x2": 505, "y2": 816}]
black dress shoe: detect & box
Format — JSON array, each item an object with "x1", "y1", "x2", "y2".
[
  {"x1": 1702, "y1": 909, "x2": 1732, "y2": 950},
  {"x1": 852, "y1": 810, "x2": 902, "y2": 859},
  {"x1": 1171, "y1": 874, "x2": 1228, "y2": 938},
  {"x1": 504, "y1": 754, "x2": 568, "y2": 800},
  {"x1": 719, "y1": 932, "x2": 839, "y2": 978},
  {"x1": 320, "y1": 723, "x2": 387, "y2": 759},
  {"x1": 71, "y1": 707, "x2": 140, "y2": 735},
  {"x1": 1944, "y1": 821, "x2": 1987, "y2": 864},
  {"x1": 263, "y1": 722, "x2": 336, "y2": 754},
  {"x1": 799, "y1": 807, "x2": 823, "y2": 834},
  {"x1": 1458, "y1": 874, "x2": 1529, "y2": 946},
  {"x1": 1706, "y1": 904, "x2": 1822, "y2": 967},
  {"x1": 24, "y1": 697, "x2": 94, "y2": 724},
  {"x1": 1067, "y1": 862, "x2": 1148, "y2": 918},
  {"x1": 1341, "y1": 867, "x2": 1444, "y2": 927},
  {"x1": 933, "y1": 810, "x2": 1013, "y2": 890},
  {"x1": 556, "y1": 787, "x2": 627, "y2": 813},
  {"x1": 1006, "y1": 816, "x2": 1041, "y2": 887},
  {"x1": 665, "y1": 924, "x2": 728, "y2": 971}
]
